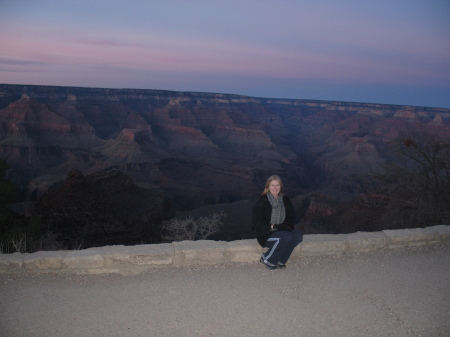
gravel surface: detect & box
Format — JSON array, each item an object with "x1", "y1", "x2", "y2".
[{"x1": 1, "y1": 244, "x2": 449, "y2": 337}]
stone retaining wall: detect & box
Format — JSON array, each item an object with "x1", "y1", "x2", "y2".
[{"x1": 1, "y1": 225, "x2": 449, "y2": 275}]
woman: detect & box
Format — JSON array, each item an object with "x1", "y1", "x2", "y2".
[{"x1": 252, "y1": 175, "x2": 303, "y2": 269}]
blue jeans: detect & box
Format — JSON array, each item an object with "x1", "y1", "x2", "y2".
[{"x1": 263, "y1": 230, "x2": 303, "y2": 265}]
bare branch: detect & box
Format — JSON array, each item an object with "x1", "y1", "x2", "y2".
[{"x1": 160, "y1": 212, "x2": 226, "y2": 242}]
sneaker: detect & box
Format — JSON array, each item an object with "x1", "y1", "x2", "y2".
[
  {"x1": 260, "y1": 255, "x2": 278, "y2": 270},
  {"x1": 277, "y1": 262, "x2": 286, "y2": 269}
]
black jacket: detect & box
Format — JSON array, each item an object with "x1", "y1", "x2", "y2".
[{"x1": 252, "y1": 194, "x2": 295, "y2": 247}]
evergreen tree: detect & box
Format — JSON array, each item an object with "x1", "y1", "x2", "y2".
[{"x1": 0, "y1": 158, "x2": 16, "y2": 226}]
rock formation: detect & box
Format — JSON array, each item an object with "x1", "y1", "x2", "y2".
[
  {"x1": 29, "y1": 168, "x2": 173, "y2": 249},
  {"x1": 1, "y1": 84, "x2": 449, "y2": 240}
]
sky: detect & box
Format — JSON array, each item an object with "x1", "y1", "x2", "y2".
[{"x1": 1, "y1": 0, "x2": 449, "y2": 108}]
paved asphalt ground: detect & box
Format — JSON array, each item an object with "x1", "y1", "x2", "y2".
[{"x1": 1, "y1": 243, "x2": 449, "y2": 337}]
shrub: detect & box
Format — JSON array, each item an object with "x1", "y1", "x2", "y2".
[{"x1": 160, "y1": 212, "x2": 226, "y2": 242}]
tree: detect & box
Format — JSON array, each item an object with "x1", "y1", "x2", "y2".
[
  {"x1": 0, "y1": 158, "x2": 17, "y2": 231},
  {"x1": 0, "y1": 158, "x2": 16, "y2": 219},
  {"x1": 160, "y1": 212, "x2": 226, "y2": 242},
  {"x1": 377, "y1": 130, "x2": 450, "y2": 228},
  {"x1": 0, "y1": 158, "x2": 27, "y2": 253}
]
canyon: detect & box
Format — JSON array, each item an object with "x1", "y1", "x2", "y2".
[{"x1": 1, "y1": 84, "x2": 449, "y2": 244}]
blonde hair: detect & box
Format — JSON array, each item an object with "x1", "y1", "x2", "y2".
[{"x1": 262, "y1": 175, "x2": 284, "y2": 196}]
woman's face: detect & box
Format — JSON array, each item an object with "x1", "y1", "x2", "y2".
[{"x1": 268, "y1": 179, "x2": 281, "y2": 197}]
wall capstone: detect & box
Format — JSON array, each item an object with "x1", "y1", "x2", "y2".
[{"x1": 0, "y1": 225, "x2": 448, "y2": 275}]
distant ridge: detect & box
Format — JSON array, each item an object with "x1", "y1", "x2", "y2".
[{"x1": 1, "y1": 83, "x2": 449, "y2": 110}]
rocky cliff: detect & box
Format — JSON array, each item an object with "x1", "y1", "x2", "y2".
[{"x1": 1, "y1": 84, "x2": 449, "y2": 239}]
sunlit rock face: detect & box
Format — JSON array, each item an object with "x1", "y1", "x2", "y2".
[{"x1": 1, "y1": 84, "x2": 450, "y2": 237}]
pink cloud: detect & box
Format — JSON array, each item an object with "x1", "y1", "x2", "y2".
[{"x1": 1, "y1": 19, "x2": 448, "y2": 89}]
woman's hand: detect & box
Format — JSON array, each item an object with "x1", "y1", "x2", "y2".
[{"x1": 273, "y1": 224, "x2": 294, "y2": 232}]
